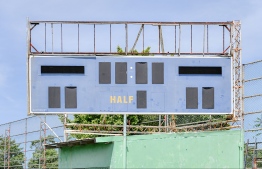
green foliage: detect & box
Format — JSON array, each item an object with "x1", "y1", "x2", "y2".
[
  {"x1": 117, "y1": 45, "x2": 124, "y2": 54},
  {"x1": 244, "y1": 144, "x2": 262, "y2": 168},
  {"x1": 142, "y1": 47, "x2": 151, "y2": 55},
  {"x1": 67, "y1": 114, "x2": 229, "y2": 139},
  {"x1": 244, "y1": 117, "x2": 262, "y2": 167},
  {"x1": 175, "y1": 115, "x2": 229, "y2": 129},
  {"x1": 254, "y1": 117, "x2": 262, "y2": 128},
  {"x1": 117, "y1": 46, "x2": 151, "y2": 55},
  {"x1": 67, "y1": 114, "x2": 160, "y2": 139},
  {"x1": 252, "y1": 117, "x2": 262, "y2": 137},
  {"x1": 0, "y1": 136, "x2": 24, "y2": 169},
  {"x1": 130, "y1": 49, "x2": 138, "y2": 55},
  {"x1": 175, "y1": 115, "x2": 211, "y2": 125},
  {"x1": 28, "y1": 135, "x2": 58, "y2": 169}
]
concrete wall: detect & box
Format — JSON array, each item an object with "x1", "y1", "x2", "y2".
[{"x1": 59, "y1": 130, "x2": 243, "y2": 168}]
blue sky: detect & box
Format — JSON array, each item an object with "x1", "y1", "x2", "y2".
[{"x1": 0, "y1": 0, "x2": 261, "y2": 124}]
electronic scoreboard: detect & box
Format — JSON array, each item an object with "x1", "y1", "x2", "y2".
[{"x1": 29, "y1": 56, "x2": 232, "y2": 114}]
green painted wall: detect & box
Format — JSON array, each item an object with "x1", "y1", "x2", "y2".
[
  {"x1": 59, "y1": 143, "x2": 113, "y2": 168},
  {"x1": 59, "y1": 130, "x2": 243, "y2": 168}
]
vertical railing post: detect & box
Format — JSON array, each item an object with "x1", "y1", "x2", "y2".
[
  {"x1": 179, "y1": 24, "x2": 181, "y2": 56},
  {"x1": 4, "y1": 129, "x2": 7, "y2": 169},
  {"x1": 24, "y1": 118, "x2": 27, "y2": 169},
  {"x1": 39, "y1": 121, "x2": 42, "y2": 168},
  {"x1": 123, "y1": 114, "x2": 127, "y2": 169},
  {"x1": 44, "y1": 115, "x2": 47, "y2": 169},
  {"x1": 94, "y1": 24, "x2": 96, "y2": 54},
  {"x1": 159, "y1": 115, "x2": 161, "y2": 132},
  {"x1": 110, "y1": 24, "x2": 112, "y2": 53},
  {"x1": 190, "y1": 25, "x2": 192, "y2": 53},
  {"x1": 203, "y1": 25, "x2": 206, "y2": 57},
  {"x1": 125, "y1": 24, "x2": 128, "y2": 55},
  {"x1": 175, "y1": 25, "x2": 177, "y2": 54},
  {"x1": 8, "y1": 124, "x2": 10, "y2": 169},
  {"x1": 44, "y1": 23, "x2": 46, "y2": 52},
  {"x1": 223, "y1": 26, "x2": 225, "y2": 53},
  {"x1": 64, "y1": 114, "x2": 68, "y2": 142},
  {"x1": 142, "y1": 24, "x2": 144, "y2": 52},
  {"x1": 78, "y1": 24, "x2": 80, "y2": 53},
  {"x1": 61, "y1": 24, "x2": 63, "y2": 52},
  {"x1": 207, "y1": 25, "x2": 209, "y2": 53},
  {"x1": 51, "y1": 23, "x2": 54, "y2": 54}
]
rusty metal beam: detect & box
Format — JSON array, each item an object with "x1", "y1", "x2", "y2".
[
  {"x1": 30, "y1": 21, "x2": 233, "y2": 25},
  {"x1": 131, "y1": 24, "x2": 144, "y2": 52},
  {"x1": 30, "y1": 52, "x2": 230, "y2": 56}
]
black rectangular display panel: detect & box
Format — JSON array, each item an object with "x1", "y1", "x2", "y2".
[
  {"x1": 152, "y1": 62, "x2": 164, "y2": 84},
  {"x1": 186, "y1": 87, "x2": 198, "y2": 109},
  {"x1": 115, "y1": 62, "x2": 127, "y2": 84},
  {"x1": 48, "y1": 87, "x2": 60, "y2": 108},
  {"x1": 136, "y1": 62, "x2": 148, "y2": 84},
  {"x1": 137, "y1": 91, "x2": 147, "y2": 109},
  {"x1": 65, "y1": 87, "x2": 77, "y2": 108},
  {"x1": 202, "y1": 87, "x2": 214, "y2": 109},
  {"x1": 41, "y1": 66, "x2": 84, "y2": 74},
  {"x1": 179, "y1": 67, "x2": 222, "y2": 75},
  {"x1": 99, "y1": 62, "x2": 111, "y2": 84}
]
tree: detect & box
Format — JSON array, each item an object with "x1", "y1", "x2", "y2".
[
  {"x1": 28, "y1": 135, "x2": 58, "y2": 169},
  {"x1": 0, "y1": 135, "x2": 24, "y2": 169}
]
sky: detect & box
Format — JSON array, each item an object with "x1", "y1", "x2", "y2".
[{"x1": 0, "y1": 0, "x2": 261, "y2": 124}]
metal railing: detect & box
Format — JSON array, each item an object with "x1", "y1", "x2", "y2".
[
  {"x1": 28, "y1": 20, "x2": 234, "y2": 56},
  {"x1": 243, "y1": 60, "x2": 262, "y2": 168},
  {"x1": 0, "y1": 115, "x2": 63, "y2": 169}
]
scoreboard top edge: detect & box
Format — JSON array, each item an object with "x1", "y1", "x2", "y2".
[{"x1": 29, "y1": 55, "x2": 232, "y2": 59}]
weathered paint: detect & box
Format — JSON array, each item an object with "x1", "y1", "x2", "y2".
[{"x1": 59, "y1": 130, "x2": 243, "y2": 168}]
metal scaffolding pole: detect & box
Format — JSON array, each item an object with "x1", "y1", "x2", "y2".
[{"x1": 123, "y1": 114, "x2": 127, "y2": 169}]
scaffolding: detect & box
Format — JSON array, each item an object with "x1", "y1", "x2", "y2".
[{"x1": 0, "y1": 115, "x2": 63, "y2": 169}]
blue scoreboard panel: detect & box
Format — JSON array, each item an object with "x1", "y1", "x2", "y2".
[{"x1": 29, "y1": 56, "x2": 232, "y2": 114}]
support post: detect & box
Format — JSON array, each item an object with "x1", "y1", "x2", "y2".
[
  {"x1": 64, "y1": 114, "x2": 68, "y2": 142},
  {"x1": 24, "y1": 118, "x2": 27, "y2": 169},
  {"x1": 123, "y1": 114, "x2": 127, "y2": 168},
  {"x1": 4, "y1": 130, "x2": 7, "y2": 169},
  {"x1": 159, "y1": 115, "x2": 161, "y2": 132}
]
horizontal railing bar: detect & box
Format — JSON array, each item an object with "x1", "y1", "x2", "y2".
[
  {"x1": 244, "y1": 110, "x2": 262, "y2": 115},
  {"x1": 244, "y1": 76, "x2": 262, "y2": 83},
  {"x1": 66, "y1": 132, "x2": 122, "y2": 136},
  {"x1": 30, "y1": 21, "x2": 233, "y2": 25},
  {"x1": 247, "y1": 142, "x2": 262, "y2": 144},
  {"x1": 244, "y1": 94, "x2": 262, "y2": 99},
  {"x1": 30, "y1": 52, "x2": 230, "y2": 56},
  {"x1": 243, "y1": 59, "x2": 262, "y2": 66},
  {"x1": 65, "y1": 125, "x2": 239, "y2": 135},
  {"x1": 245, "y1": 128, "x2": 262, "y2": 132}
]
